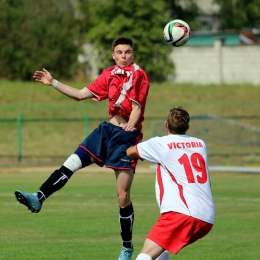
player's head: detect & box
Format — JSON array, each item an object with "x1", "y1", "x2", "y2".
[
  {"x1": 112, "y1": 37, "x2": 134, "y2": 51},
  {"x1": 166, "y1": 106, "x2": 190, "y2": 134},
  {"x1": 112, "y1": 37, "x2": 135, "y2": 68}
]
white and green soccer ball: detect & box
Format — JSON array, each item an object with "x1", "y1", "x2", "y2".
[{"x1": 163, "y1": 19, "x2": 191, "y2": 47}]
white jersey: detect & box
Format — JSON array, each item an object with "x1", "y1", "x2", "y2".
[{"x1": 136, "y1": 134, "x2": 215, "y2": 224}]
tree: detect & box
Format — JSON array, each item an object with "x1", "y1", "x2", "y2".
[
  {"x1": 0, "y1": 0, "x2": 200, "y2": 82},
  {"x1": 0, "y1": 0, "x2": 81, "y2": 80},
  {"x1": 164, "y1": 0, "x2": 200, "y2": 31},
  {"x1": 214, "y1": 0, "x2": 260, "y2": 31},
  {"x1": 78, "y1": 0, "x2": 174, "y2": 82},
  {"x1": 78, "y1": 0, "x2": 200, "y2": 82}
]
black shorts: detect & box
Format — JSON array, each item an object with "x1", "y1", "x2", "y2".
[{"x1": 76, "y1": 121, "x2": 141, "y2": 170}]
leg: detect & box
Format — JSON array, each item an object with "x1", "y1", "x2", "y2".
[
  {"x1": 135, "y1": 238, "x2": 166, "y2": 260},
  {"x1": 156, "y1": 251, "x2": 170, "y2": 260},
  {"x1": 39, "y1": 147, "x2": 97, "y2": 200},
  {"x1": 15, "y1": 149, "x2": 93, "y2": 213},
  {"x1": 116, "y1": 168, "x2": 135, "y2": 260},
  {"x1": 15, "y1": 122, "x2": 106, "y2": 213},
  {"x1": 115, "y1": 168, "x2": 134, "y2": 208}
]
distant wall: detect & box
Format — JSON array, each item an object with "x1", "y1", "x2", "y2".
[{"x1": 170, "y1": 39, "x2": 260, "y2": 85}]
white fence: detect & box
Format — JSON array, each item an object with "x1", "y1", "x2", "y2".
[{"x1": 170, "y1": 39, "x2": 260, "y2": 85}]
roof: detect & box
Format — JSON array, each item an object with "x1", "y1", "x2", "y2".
[{"x1": 186, "y1": 31, "x2": 259, "y2": 46}]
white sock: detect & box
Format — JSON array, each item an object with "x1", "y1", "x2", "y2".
[
  {"x1": 63, "y1": 154, "x2": 82, "y2": 172},
  {"x1": 156, "y1": 251, "x2": 170, "y2": 260},
  {"x1": 135, "y1": 253, "x2": 152, "y2": 260}
]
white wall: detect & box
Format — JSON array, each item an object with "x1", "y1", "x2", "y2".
[{"x1": 170, "y1": 39, "x2": 260, "y2": 85}]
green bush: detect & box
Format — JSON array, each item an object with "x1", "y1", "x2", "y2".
[{"x1": 0, "y1": 0, "x2": 81, "y2": 80}]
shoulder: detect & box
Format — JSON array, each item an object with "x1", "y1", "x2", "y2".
[
  {"x1": 141, "y1": 136, "x2": 162, "y2": 146},
  {"x1": 130, "y1": 64, "x2": 149, "y2": 84},
  {"x1": 137, "y1": 136, "x2": 163, "y2": 155},
  {"x1": 132, "y1": 63, "x2": 149, "y2": 79},
  {"x1": 132, "y1": 63, "x2": 146, "y2": 73},
  {"x1": 94, "y1": 66, "x2": 116, "y2": 82},
  {"x1": 100, "y1": 66, "x2": 116, "y2": 75}
]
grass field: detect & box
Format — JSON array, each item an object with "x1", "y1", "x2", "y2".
[
  {"x1": 0, "y1": 166, "x2": 260, "y2": 260},
  {"x1": 1, "y1": 80, "x2": 260, "y2": 166},
  {"x1": 0, "y1": 80, "x2": 260, "y2": 258},
  {"x1": 1, "y1": 80, "x2": 260, "y2": 120}
]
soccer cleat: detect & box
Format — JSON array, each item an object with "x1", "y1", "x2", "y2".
[
  {"x1": 15, "y1": 190, "x2": 42, "y2": 213},
  {"x1": 118, "y1": 246, "x2": 134, "y2": 260}
]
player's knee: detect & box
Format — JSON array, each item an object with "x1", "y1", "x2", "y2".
[
  {"x1": 63, "y1": 154, "x2": 82, "y2": 172},
  {"x1": 74, "y1": 147, "x2": 92, "y2": 168},
  {"x1": 117, "y1": 192, "x2": 131, "y2": 207}
]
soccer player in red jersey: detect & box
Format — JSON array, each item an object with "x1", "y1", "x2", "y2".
[
  {"x1": 15, "y1": 37, "x2": 150, "y2": 260},
  {"x1": 127, "y1": 107, "x2": 215, "y2": 260}
]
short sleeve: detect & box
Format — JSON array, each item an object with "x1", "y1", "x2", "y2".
[
  {"x1": 136, "y1": 137, "x2": 162, "y2": 163},
  {"x1": 86, "y1": 71, "x2": 108, "y2": 101}
]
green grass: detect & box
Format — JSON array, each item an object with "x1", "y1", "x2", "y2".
[
  {"x1": 1, "y1": 80, "x2": 260, "y2": 166},
  {"x1": 1, "y1": 80, "x2": 260, "y2": 119},
  {"x1": 1, "y1": 79, "x2": 260, "y2": 258},
  {"x1": 1, "y1": 168, "x2": 260, "y2": 259}
]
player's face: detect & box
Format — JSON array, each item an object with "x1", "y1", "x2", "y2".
[{"x1": 112, "y1": 44, "x2": 134, "y2": 68}]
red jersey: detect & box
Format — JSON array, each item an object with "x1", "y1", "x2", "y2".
[{"x1": 86, "y1": 63, "x2": 150, "y2": 132}]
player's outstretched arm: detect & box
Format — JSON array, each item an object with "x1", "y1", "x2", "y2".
[
  {"x1": 33, "y1": 68, "x2": 94, "y2": 101},
  {"x1": 126, "y1": 145, "x2": 139, "y2": 159}
]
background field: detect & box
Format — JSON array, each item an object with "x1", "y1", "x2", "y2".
[
  {"x1": 1, "y1": 80, "x2": 260, "y2": 259},
  {"x1": 0, "y1": 167, "x2": 260, "y2": 260},
  {"x1": 0, "y1": 80, "x2": 260, "y2": 167},
  {"x1": 1, "y1": 80, "x2": 260, "y2": 120}
]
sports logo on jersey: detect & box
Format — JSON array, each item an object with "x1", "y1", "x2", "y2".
[{"x1": 111, "y1": 67, "x2": 132, "y2": 77}]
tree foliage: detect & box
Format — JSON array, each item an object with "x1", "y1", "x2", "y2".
[
  {"x1": 165, "y1": 0, "x2": 200, "y2": 31},
  {"x1": 78, "y1": 0, "x2": 172, "y2": 82},
  {"x1": 0, "y1": 0, "x2": 81, "y2": 80},
  {"x1": 214, "y1": 0, "x2": 260, "y2": 30},
  {"x1": 78, "y1": 0, "x2": 199, "y2": 82},
  {"x1": 0, "y1": 0, "x2": 199, "y2": 82}
]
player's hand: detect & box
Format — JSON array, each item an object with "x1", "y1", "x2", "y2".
[
  {"x1": 122, "y1": 123, "x2": 136, "y2": 132},
  {"x1": 33, "y1": 68, "x2": 53, "y2": 85}
]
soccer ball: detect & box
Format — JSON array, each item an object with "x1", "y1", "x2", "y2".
[{"x1": 163, "y1": 19, "x2": 191, "y2": 47}]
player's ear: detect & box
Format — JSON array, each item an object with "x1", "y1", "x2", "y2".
[
  {"x1": 186, "y1": 125, "x2": 190, "y2": 131},
  {"x1": 112, "y1": 52, "x2": 115, "y2": 60},
  {"x1": 164, "y1": 121, "x2": 168, "y2": 130}
]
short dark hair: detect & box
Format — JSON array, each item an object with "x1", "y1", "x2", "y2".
[
  {"x1": 167, "y1": 106, "x2": 190, "y2": 134},
  {"x1": 112, "y1": 37, "x2": 134, "y2": 51}
]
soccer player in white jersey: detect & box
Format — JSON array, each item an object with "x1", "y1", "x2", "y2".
[{"x1": 127, "y1": 106, "x2": 215, "y2": 260}]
